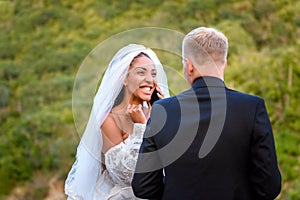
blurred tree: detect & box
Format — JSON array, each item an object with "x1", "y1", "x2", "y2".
[
  {"x1": 13, "y1": 0, "x2": 34, "y2": 14},
  {"x1": 184, "y1": 0, "x2": 217, "y2": 23},
  {"x1": 253, "y1": 0, "x2": 276, "y2": 19},
  {"x1": 0, "y1": 34, "x2": 20, "y2": 59},
  {"x1": 0, "y1": 85, "x2": 10, "y2": 107}
]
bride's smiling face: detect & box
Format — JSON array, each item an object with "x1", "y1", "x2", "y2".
[{"x1": 124, "y1": 54, "x2": 157, "y2": 103}]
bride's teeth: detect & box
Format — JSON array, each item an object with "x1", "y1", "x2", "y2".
[{"x1": 144, "y1": 87, "x2": 150, "y2": 92}]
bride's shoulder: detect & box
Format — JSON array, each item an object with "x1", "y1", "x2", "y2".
[
  {"x1": 101, "y1": 112, "x2": 121, "y2": 134},
  {"x1": 101, "y1": 112, "x2": 124, "y2": 152}
]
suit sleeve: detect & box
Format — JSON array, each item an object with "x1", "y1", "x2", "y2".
[
  {"x1": 131, "y1": 108, "x2": 164, "y2": 199},
  {"x1": 250, "y1": 99, "x2": 281, "y2": 199}
]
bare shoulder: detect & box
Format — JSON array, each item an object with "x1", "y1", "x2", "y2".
[{"x1": 101, "y1": 112, "x2": 123, "y2": 152}]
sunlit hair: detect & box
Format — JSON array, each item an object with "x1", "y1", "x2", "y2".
[
  {"x1": 182, "y1": 27, "x2": 228, "y2": 68},
  {"x1": 130, "y1": 52, "x2": 151, "y2": 67}
]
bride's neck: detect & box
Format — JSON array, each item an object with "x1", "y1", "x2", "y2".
[
  {"x1": 113, "y1": 97, "x2": 143, "y2": 113},
  {"x1": 124, "y1": 91, "x2": 143, "y2": 105}
]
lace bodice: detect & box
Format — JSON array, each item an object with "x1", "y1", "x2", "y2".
[
  {"x1": 93, "y1": 123, "x2": 146, "y2": 199},
  {"x1": 104, "y1": 123, "x2": 145, "y2": 186}
]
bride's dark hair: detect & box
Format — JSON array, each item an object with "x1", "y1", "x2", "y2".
[{"x1": 113, "y1": 52, "x2": 151, "y2": 107}]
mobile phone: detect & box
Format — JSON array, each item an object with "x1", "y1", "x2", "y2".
[{"x1": 150, "y1": 88, "x2": 160, "y2": 105}]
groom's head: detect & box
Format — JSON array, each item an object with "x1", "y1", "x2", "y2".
[{"x1": 182, "y1": 27, "x2": 228, "y2": 85}]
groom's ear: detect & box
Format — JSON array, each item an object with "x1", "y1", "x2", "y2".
[{"x1": 186, "y1": 59, "x2": 194, "y2": 76}]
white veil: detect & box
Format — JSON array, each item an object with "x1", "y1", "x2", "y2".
[{"x1": 65, "y1": 44, "x2": 170, "y2": 199}]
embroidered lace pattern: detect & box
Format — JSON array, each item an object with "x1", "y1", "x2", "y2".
[{"x1": 93, "y1": 123, "x2": 146, "y2": 199}]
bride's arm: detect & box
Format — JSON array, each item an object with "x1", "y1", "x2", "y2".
[
  {"x1": 104, "y1": 123, "x2": 146, "y2": 185},
  {"x1": 101, "y1": 104, "x2": 147, "y2": 185}
]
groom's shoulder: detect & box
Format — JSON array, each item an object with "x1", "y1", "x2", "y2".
[
  {"x1": 226, "y1": 87, "x2": 264, "y2": 103},
  {"x1": 155, "y1": 95, "x2": 178, "y2": 106},
  {"x1": 154, "y1": 89, "x2": 191, "y2": 107}
]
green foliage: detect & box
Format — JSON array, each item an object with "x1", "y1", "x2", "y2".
[
  {"x1": 0, "y1": 85, "x2": 10, "y2": 107},
  {"x1": 0, "y1": 61, "x2": 21, "y2": 81},
  {"x1": 0, "y1": 33, "x2": 21, "y2": 59},
  {"x1": 30, "y1": 7, "x2": 61, "y2": 26},
  {"x1": 0, "y1": 0, "x2": 299, "y2": 199},
  {"x1": 13, "y1": 0, "x2": 34, "y2": 14},
  {"x1": 0, "y1": 106, "x2": 76, "y2": 195},
  {"x1": 183, "y1": 0, "x2": 217, "y2": 23},
  {"x1": 216, "y1": 20, "x2": 256, "y2": 54},
  {"x1": 97, "y1": 0, "x2": 132, "y2": 19},
  {"x1": 253, "y1": 0, "x2": 276, "y2": 19}
]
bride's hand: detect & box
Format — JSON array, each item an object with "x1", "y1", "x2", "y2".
[
  {"x1": 127, "y1": 104, "x2": 147, "y2": 124},
  {"x1": 154, "y1": 80, "x2": 165, "y2": 99}
]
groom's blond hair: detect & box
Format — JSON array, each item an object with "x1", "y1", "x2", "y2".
[{"x1": 183, "y1": 27, "x2": 228, "y2": 69}]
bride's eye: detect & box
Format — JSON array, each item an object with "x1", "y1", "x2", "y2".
[
  {"x1": 151, "y1": 71, "x2": 157, "y2": 77},
  {"x1": 134, "y1": 67, "x2": 147, "y2": 75},
  {"x1": 136, "y1": 70, "x2": 145, "y2": 75}
]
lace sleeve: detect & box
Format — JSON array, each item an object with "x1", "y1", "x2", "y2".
[{"x1": 104, "y1": 123, "x2": 146, "y2": 186}]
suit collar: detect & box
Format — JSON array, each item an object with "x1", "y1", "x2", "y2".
[{"x1": 192, "y1": 76, "x2": 225, "y2": 89}]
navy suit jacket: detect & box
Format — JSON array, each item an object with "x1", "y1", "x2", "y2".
[{"x1": 132, "y1": 77, "x2": 281, "y2": 200}]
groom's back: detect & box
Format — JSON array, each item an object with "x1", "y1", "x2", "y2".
[{"x1": 154, "y1": 83, "x2": 280, "y2": 200}]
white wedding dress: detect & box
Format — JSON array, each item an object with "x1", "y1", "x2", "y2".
[{"x1": 92, "y1": 123, "x2": 146, "y2": 200}]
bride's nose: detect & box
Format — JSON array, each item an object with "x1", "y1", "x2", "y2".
[{"x1": 144, "y1": 72, "x2": 154, "y2": 83}]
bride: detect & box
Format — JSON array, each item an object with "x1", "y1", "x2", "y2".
[{"x1": 65, "y1": 44, "x2": 169, "y2": 199}]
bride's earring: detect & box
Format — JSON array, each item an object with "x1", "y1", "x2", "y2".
[{"x1": 123, "y1": 78, "x2": 127, "y2": 87}]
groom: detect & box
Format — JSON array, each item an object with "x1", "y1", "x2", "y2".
[{"x1": 132, "y1": 27, "x2": 281, "y2": 200}]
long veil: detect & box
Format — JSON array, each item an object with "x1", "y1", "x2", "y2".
[{"x1": 65, "y1": 44, "x2": 170, "y2": 199}]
